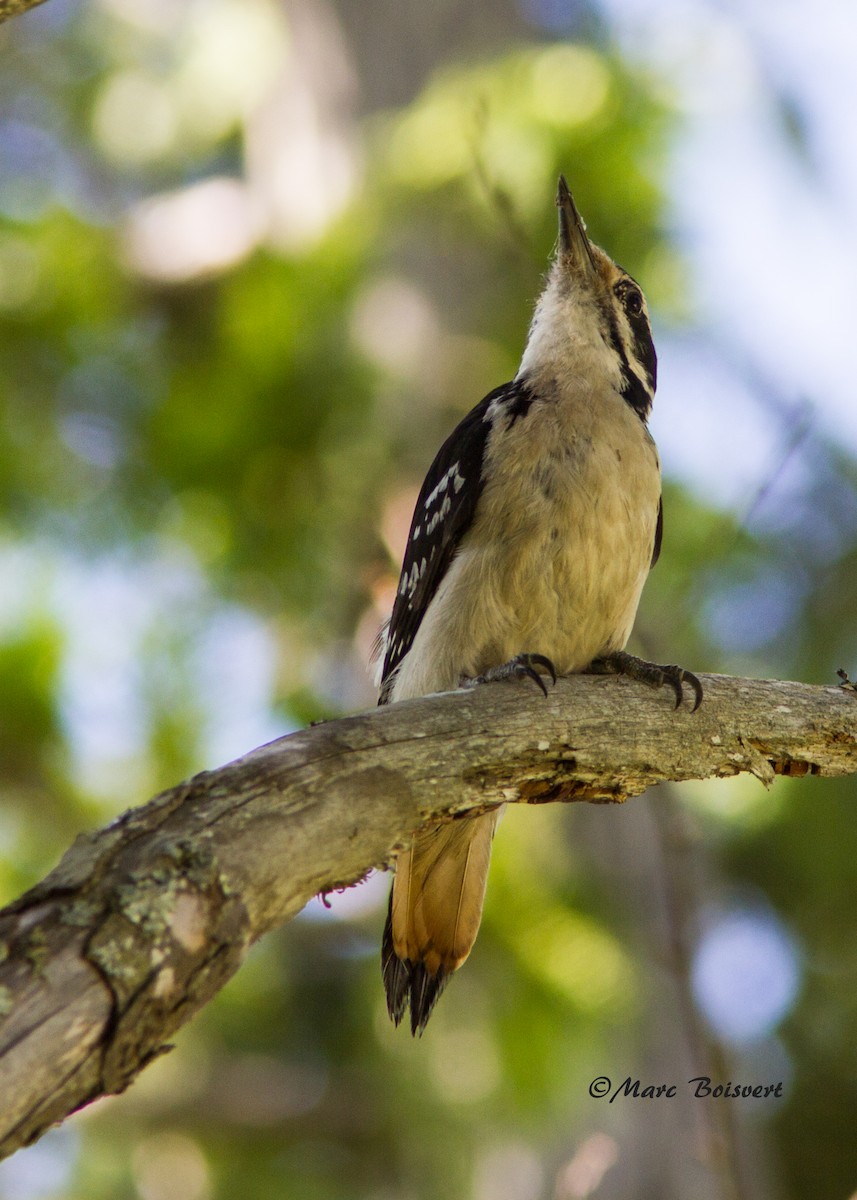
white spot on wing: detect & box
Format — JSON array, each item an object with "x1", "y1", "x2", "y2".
[
  {"x1": 424, "y1": 475, "x2": 445, "y2": 510},
  {"x1": 425, "y1": 493, "x2": 452, "y2": 536},
  {"x1": 423, "y1": 461, "x2": 462, "y2": 511}
]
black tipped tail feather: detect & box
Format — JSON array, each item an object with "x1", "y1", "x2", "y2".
[{"x1": 382, "y1": 895, "x2": 450, "y2": 1036}]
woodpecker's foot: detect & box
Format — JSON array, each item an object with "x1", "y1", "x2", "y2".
[
  {"x1": 465, "y1": 653, "x2": 557, "y2": 698},
  {"x1": 588, "y1": 650, "x2": 703, "y2": 712}
]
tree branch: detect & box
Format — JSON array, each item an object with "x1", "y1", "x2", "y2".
[
  {"x1": 0, "y1": 0, "x2": 48, "y2": 24},
  {"x1": 0, "y1": 672, "x2": 854, "y2": 1158}
]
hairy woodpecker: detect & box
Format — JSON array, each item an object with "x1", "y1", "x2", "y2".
[{"x1": 377, "y1": 175, "x2": 701, "y2": 1035}]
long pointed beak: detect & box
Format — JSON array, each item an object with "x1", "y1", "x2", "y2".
[{"x1": 557, "y1": 175, "x2": 597, "y2": 273}]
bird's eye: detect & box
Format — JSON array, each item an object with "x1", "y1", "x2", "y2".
[{"x1": 622, "y1": 286, "x2": 643, "y2": 316}]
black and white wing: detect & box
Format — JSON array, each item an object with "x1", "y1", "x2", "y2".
[
  {"x1": 379, "y1": 381, "x2": 525, "y2": 703},
  {"x1": 651, "y1": 495, "x2": 663, "y2": 567}
]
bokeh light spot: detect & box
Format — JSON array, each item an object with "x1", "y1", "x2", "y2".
[
  {"x1": 692, "y1": 908, "x2": 801, "y2": 1042},
  {"x1": 93, "y1": 71, "x2": 178, "y2": 164}
]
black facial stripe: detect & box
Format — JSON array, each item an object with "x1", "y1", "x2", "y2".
[
  {"x1": 619, "y1": 370, "x2": 653, "y2": 419},
  {"x1": 600, "y1": 307, "x2": 648, "y2": 420},
  {"x1": 626, "y1": 308, "x2": 657, "y2": 392},
  {"x1": 613, "y1": 274, "x2": 657, "y2": 392},
  {"x1": 605, "y1": 307, "x2": 654, "y2": 421},
  {"x1": 605, "y1": 304, "x2": 628, "y2": 367}
]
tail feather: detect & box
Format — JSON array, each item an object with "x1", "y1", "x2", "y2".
[
  {"x1": 381, "y1": 895, "x2": 409, "y2": 1025},
  {"x1": 408, "y1": 961, "x2": 449, "y2": 1036},
  {"x1": 381, "y1": 813, "x2": 497, "y2": 1034}
]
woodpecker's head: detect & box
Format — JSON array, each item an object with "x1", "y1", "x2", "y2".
[{"x1": 518, "y1": 175, "x2": 657, "y2": 421}]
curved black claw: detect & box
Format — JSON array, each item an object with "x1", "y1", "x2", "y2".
[
  {"x1": 467, "y1": 652, "x2": 557, "y2": 697},
  {"x1": 588, "y1": 650, "x2": 703, "y2": 712},
  {"x1": 519, "y1": 653, "x2": 558, "y2": 694},
  {"x1": 661, "y1": 664, "x2": 704, "y2": 713}
]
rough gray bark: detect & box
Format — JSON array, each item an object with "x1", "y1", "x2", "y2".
[{"x1": 0, "y1": 672, "x2": 855, "y2": 1160}]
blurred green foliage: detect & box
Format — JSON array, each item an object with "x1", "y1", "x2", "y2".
[{"x1": 1, "y1": 1, "x2": 857, "y2": 1199}]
